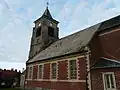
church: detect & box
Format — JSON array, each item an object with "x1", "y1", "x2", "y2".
[{"x1": 25, "y1": 6, "x2": 120, "y2": 90}]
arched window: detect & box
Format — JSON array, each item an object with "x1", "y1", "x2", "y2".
[
  {"x1": 48, "y1": 27, "x2": 54, "y2": 37},
  {"x1": 36, "y1": 27, "x2": 41, "y2": 37}
]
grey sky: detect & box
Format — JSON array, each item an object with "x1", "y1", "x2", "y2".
[{"x1": 0, "y1": 0, "x2": 120, "y2": 71}]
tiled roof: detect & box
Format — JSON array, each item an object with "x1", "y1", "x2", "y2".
[
  {"x1": 27, "y1": 15, "x2": 120, "y2": 63},
  {"x1": 91, "y1": 57, "x2": 120, "y2": 69}
]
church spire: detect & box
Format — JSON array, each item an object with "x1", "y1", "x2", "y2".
[
  {"x1": 42, "y1": 6, "x2": 52, "y2": 19},
  {"x1": 34, "y1": 1, "x2": 59, "y2": 24}
]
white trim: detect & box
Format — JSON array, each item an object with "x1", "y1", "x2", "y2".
[
  {"x1": 68, "y1": 60, "x2": 70, "y2": 79},
  {"x1": 50, "y1": 63, "x2": 52, "y2": 80},
  {"x1": 86, "y1": 54, "x2": 91, "y2": 90},
  {"x1": 27, "y1": 66, "x2": 33, "y2": 80},
  {"x1": 67, "y1": 60, "x2": 69, "y2": 79},
  {"x1": 37, "y1": 64, "x2": 44, "y2": 79},
  {"x1": 27, "y1": 55, "x2": 86, "y2": 81},
  {"x1": 56, "y1": 62, "x2": 58, "y2": 79},
  {"x1": 28, "y1": 55, "x2": 85, "y2": 64},
  {"x1": 31, "y1": 66, "x2": 33, "y2": 79},
  {"x1": 26, "y1": 79, "x2": 86, "y2": 82},
  {"x1": 27, "y1": 56, "x2": 85, "y2": 67},
  {"x1": 68, "y1": 59, "x2": 78, "y2": 80},
  {"x1": 99, "y1": 28, "x2": 120, "y2": 36},
  {"x1": 77, "y1": 59, "x2": 80, "y2": 80},
  {"x1": 50, "y1": 62, "x2": 58, "y2": 80},
  {"x1": 37, "y1": 65, "x2": 39, "y2": 79},
  {"x1": 102, "y1": 72, "x2": 117, "y2": 90},
  {"x1": 101, "y1": 57, "x2": 120, "y2": 64}
]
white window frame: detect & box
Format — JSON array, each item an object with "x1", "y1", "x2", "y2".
[
  {"x1": 68, "y1": 59, "x2": 78, "y2": 80},
  {"x1": 37, "y1": 64, "x2": 44, "y2": 79},
  {"x1": 102, "y1": 72, "x2": 116, "y2": 90},
  {"x1": 51, "y1": 62, "x2": 57, "y2": 79}
]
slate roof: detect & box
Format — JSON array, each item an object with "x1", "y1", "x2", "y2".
[
  {"x1": 42, "y1": 7, "x2": 52, "y2": 19},
  {"x1": 91, "y1": 57, "x2": 120, "y2": 69},
  {"x1": 27, "y1": 14, "x2": 120, "y2": 64},
  {"x1": 27, "y1": 23, "x2": 101, "y2": 63},
  {"x1": 99, "y1": 15, "x2": 120, "y2": 31},
  {"x1": 34, "y1": 7, "x2": 59, "y2": 24}
]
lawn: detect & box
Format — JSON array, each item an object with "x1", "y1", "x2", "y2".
[{"x1": 0, "y1": 88, "x2": 23, "y2": 90}]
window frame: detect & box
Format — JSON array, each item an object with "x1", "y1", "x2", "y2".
[
  {"x1": 37, "y1": 64, "x2": 44, "y2": 79},
  {"x1": 69, "y1": 60, "x2": 77, "y2": 80},
  {"x1": 102, "y1": 72, "x2": 116, "y2": 90},
  {"x1": 51, "y1": 63, "x2": 57, "y2": 79},
  {"x1": 28, "y1": 66, "x2": 33, "y2": 79}
]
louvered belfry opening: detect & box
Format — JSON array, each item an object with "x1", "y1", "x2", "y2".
[
  {"x1": 48, "y1": 27, "x2": 54, "y2": 37},
  {"x1": 36, "y1": 27, "x2": 41, "y2": 37}
]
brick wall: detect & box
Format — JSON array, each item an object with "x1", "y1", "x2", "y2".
[
  {"x1": 33, "y1": 65, "x2": 38, "y2": 79},
  {"x1": 89, "y1": 34, "x2": 102, "y2": 66},
  {"x1": 25, "y1": 55, "x2": 87, "y2": 90},
  {"x1": 91, "y1": 68, "x2": 120, "y2": 90},
  {"x1": 43, "y1": 63, "x2": 50, "y2": 79},
  {"x1": 99, "y1": 27, "x2": 120, "y2": 61},
  {"x1": 26, "y1": 80, "x2": 86, "y2": 90},
  {"x1": 77, "y1": 57, "x2": 86, "y2": 80},
  {"x1": 58, "y1": 60, "x2": 68, "y2": 80}
]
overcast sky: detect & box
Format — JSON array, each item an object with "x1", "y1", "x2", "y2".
[{"x1": 0, "y1": 0, "x2": 120, "y2": 71}]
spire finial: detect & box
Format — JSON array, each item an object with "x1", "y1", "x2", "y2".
[{"x1": 46, "y1": 1, "x2": 49, "y2": 8}]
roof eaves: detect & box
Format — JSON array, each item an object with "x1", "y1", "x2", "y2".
[
  {"x1": 26, "y1": 50, "x2": 88, "y2": 65},
  {"x1": 91, "y1": 57, "x2": 120, "y2": 69},
  {"x1": 91, "y1": 66, "x2": 120, "y2": 70},
  {"x1": 101, "y1": 57, "x2": 120, "y2": 64}
]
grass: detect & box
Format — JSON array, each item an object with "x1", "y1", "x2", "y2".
[{"x1": 0, "y1": 88, "x2": 23, "y2": 90}]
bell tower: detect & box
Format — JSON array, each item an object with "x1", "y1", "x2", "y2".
[{"x1": 28, "y1": 7, "x2": 59, "y2": 59}]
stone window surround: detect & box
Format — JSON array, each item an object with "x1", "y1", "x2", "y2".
[
  {"x1": 26, "y1": 55, "x2": 86, "y2": 82},
  {"x1": 68, "y1": 59, "x2": 78, "y2": 80},
  {"x1": 27, "y1": 66, "x2": 33, "y2": 80},
  {"x1": 102, "y1": 72, "x2": 117, "y2": 90},
  {"x1": 50, "y1": 61, "x2": 58, "y2": 80},
  {"x1": 37, "y1": 64, "x2": 44, "y2": 80}
]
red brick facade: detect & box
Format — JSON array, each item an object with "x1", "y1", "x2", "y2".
[
  {"x1": 26, "y1": 27, "x2": 120, "y2": 90},
  {"x1": 33, "y1": 65, "x2": 38, "y2": 79},
  {"x1": 26, "y1": 80, "x2": 86, "y2": 90},
  {"x1": 99, "y1": 26, "x2": 120, "y2": 61},
  {"x1": 43, "y1": 63, "x2": 50, "y2": 79},
  {"x1": 91, "y1": 68, "x2": 120, "y2": 90},
  {"x1": 26, "y1": 12, "x2": 120, "y2": 90},
  {"x1": 90, "y1": 27, "x2": 120, "y2": 90},
  {"x1": 58, "y1": 60, "x2": 68, "y2": 80},
  {"x1": 78, "y1": 57, "x2": 86, "y2": 80},
  {"x1": 89, "y1": 34, "x2": 102, "y2": 66},
  {"x1": 25, "y1": 56, "x2": 87, "y2": 90}
]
